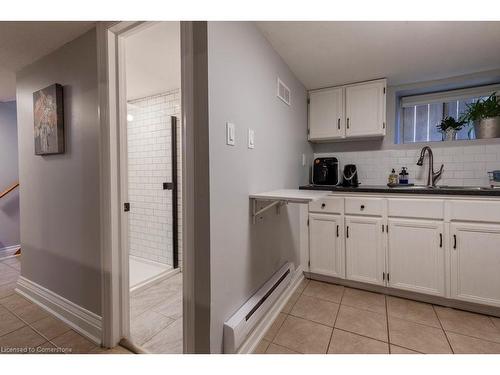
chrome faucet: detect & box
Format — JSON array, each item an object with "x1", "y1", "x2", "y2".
[{"x1": 416, "y1": 146, "x2": 444, "y2": 187}]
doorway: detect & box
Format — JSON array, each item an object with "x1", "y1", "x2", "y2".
[
  {"x1": 119, "y1": 21, "x2": 183, "y2": 353},
  {"x1": 98, "y1": 20, "x2": 210, "y2": 354}
]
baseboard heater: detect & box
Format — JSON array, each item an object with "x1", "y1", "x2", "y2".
[{"x1": 223, "y1": 262, "x2": 294, "y2": 353}]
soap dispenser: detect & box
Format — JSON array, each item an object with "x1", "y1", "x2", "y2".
[
  {"x1": 399, "y1": 167, "x2": 409, "y2": 184},
  {"x1": 388, "y1": 169, "x2": 398, "y2": 185}
]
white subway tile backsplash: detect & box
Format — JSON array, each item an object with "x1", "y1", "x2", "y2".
[{"x1": 316, "y1": 143, "x2": 500, "y2": 187}]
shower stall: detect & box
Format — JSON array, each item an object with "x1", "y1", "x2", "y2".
[{"x1": 126, "y1": 90, "x2": 182, "y2": 291}]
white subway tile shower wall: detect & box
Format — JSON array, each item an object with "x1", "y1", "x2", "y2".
[
  {"x1": 316, "y1": 144, "x2": 500, "y2": 187},
  {"x1": 127, "y1": 89, "x2": 183, "y2": 268}
]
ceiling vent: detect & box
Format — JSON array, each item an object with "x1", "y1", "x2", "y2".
[{"x1": 277, "y1": 77, "x2": 291, "y2": 106}]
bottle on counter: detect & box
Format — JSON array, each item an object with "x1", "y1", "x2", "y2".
[
  {"x1": 399, "y1": 167, "x2": 409, "y2": 184},
  {"x1": 388, "y1": 169, "x2": 398, "y2": 185}
]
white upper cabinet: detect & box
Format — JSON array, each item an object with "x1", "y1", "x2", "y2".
[
  {"x1": 308, "y1": 79, "x2": 386, "y2": 142},
  {"x1": 345, "y1": 80, "x2": 386, "y2": 138},
  {"x1": 308, "y1": 87, "x2": 344, "y2": 141}
]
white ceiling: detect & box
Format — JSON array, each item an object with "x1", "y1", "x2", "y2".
[
  {"x1": 125, "y1": 22, "x2": 181, "y2": 101},
  {"x1": 256, "y1": 22, "x2": 500, "y2": 89},
  {"x1": 0, "y1": 21, "x2": 95, "y2": 102}
]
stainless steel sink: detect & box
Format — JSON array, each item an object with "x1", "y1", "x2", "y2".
[
  {"x1": 436, "y1": 185, "x2": 494, "y2": 191},
  {"x1": 390, "y1": 185, "x2": 499, "y2": 191},
  {"x1": 389, "y1": 185, "x2": 430, "y2": 189}
]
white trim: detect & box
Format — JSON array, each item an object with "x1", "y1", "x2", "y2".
[
  {"x1": 0, "y1": 244, "x2": 20, "y2": 259},
  {"x1": 236, "y1": 266, "x2": 305, "y2": 354},
  {"x1": 401, "y1": 83, "x2": 500, "y2": 107},
  {"x1": 130, "y1": 268, "x2": 180, "y2": 294},
  {"x1": 15, "y1": 276, "x2": 102, "y2": 345}
]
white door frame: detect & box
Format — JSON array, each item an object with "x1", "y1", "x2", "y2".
[{"x1": 97, "y1": 20, "x2": 211, "y2": 353}]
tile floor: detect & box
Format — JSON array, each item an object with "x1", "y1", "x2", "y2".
[
  {"x1": 0, "y1": 256, "x2": 132, "y2": 354},
  {"x1": 254, "y1": 278, "x2": 500, "y2": 354},
  {"x1": 129, "y1": 272, "x2": 183, "y2": 353}
]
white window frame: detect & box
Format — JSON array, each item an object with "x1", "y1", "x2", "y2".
[{"x1": 398, "y1": 83, "x2": 500, "y2": 144}]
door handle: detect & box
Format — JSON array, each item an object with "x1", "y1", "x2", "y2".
[
  {"x1": 439, "y1": 233, "x2": 442, "y2": 248},
  {"x1": 337, "y1": 118, "x2": 341, "y2": 130},
  {"x1": 346, "y1": 226, "x2": 349, "y2": 238},
  {"x1": 336, "y1": 225, "x2": 339, "y2": 237},
  {"x1": 346, "y1": 118, "x2": 350, "y2": 129},
  {"x1": 453, "y1": 234, "x2": 457, "y2": 249}
]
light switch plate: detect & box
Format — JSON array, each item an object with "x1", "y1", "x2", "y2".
[
  {"x1": 226, "y1": 122, "x2": 235, "y2": 146},
  {"x1": 248, "y1": 129, "x2": 255, "y2": 149}
]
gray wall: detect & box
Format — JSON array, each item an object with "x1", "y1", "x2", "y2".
[
  {"x1": 207, "y1": 22, "x2": 312, "y2": 353},
  {"x1": 0, "y1": 101, "x2": 20, "y2": 250},
  {"x1": 16, "y1": 29, "x2": 101, "y2": 315},
  {"x1": 314, "y1": 69, "x2": 500, "y2": 155}
]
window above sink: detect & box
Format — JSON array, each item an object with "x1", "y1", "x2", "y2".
[{"x1": 396, "y1": 83, "x2": 500, "y2": 144}]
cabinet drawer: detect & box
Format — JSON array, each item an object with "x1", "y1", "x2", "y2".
[
  {"x1": 388, "y1": 198, "x2": 444, "y2": 220},
  {"x1": 345, "y1": 197, "x2": 384, "y2": 216},
  {"x1": 450, "y1": 200, "x2": 500, "y2": 222},
  {"x1": 309, "y1": 197, "x2": 344, "y2": 214}
]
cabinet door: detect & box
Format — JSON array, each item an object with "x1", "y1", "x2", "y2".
[
  {"x1": 387, "y1": 219, "x2": 445, "y2": 296},
  {"x1": 308, "y1": 87, "x2": 345, "y2": 140},
  {"x1": 345, "y1": 80, "x2": 386, "y2": 138},
  {"x1": 450, "y1": 223, "x2": 500, "y2": 307},
  {"x1": 345, "y1": 216, "x2": 385, "y2": 286},
  {"x1": 309, "y1": 213, "x2": 344, "y2": 278}
]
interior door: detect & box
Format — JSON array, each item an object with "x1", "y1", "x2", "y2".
[
  {"x1": 345, "y1": 81, "x2": 385, "y2": 138},
  {"x1": 309, "y1": 213, "x2": 344, "y2": 278},
  {"x1": 450, "y1": 222, "x2": 500, "y2": 307},
  {"x1": 387, "y1": 219, "x2": 445, "y2": 296},
  {"x1": 345, "y1": 216, "x2": 385, "y2": 286},
  {"x1": 308, "y1": 87, "x2": 345, "y2": 140}
]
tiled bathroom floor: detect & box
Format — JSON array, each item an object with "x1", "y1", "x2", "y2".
[
  {"x1": 129, "y1": 272, "x2": 183, "y2": 353},
  {"x1": 0, "y1": 256, "x2": 132, "y2": 354},
  {"x1": 254, "y1": 278, "x2": 500, "y2": 354}
]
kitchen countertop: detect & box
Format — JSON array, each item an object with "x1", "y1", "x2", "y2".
[
  {"x1": 299, "y1": 184, "x2": 500, "y2": 196},
  {"x1": 249, "y1": 189, "x2": 329, "y2": 202}
]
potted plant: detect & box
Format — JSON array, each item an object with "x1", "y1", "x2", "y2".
[
  {"x1": 460, "y1": 92, "x2": 500, "y2": 139},
  {"x1": 437, "y1": 116, "x2": 465, "y2": 141}
]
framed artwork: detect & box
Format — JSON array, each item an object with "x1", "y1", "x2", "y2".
[{"x1": 33, "y1": 84, "x2": 64, "y2": 155}]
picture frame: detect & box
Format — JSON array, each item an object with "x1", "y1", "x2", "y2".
[{"x1": 33, "y1": 83, "x2": 64, "y2": 155}]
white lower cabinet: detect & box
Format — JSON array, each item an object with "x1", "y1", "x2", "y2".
[
  {"x1": 307, "y1": 195, "x2": 500, "y2": 309},
  {"x1": 387, "y1": 219, "x2": 445, "y2": 296},
  {"x1": 450, "y1": 222, "x2": 500, "y2": 307},
  {"x1": 345, "y1": 216, "x2": 385, "y2": 286},
  {"x1": 309, "y1": 213, "x2": 344, "y2": 278}
]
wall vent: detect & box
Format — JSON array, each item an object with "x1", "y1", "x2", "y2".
[{"x1": 277, "y1": 77, "x2": 291, "y2": 106}]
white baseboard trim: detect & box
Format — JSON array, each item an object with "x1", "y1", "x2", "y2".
[
  {"x1": 0, "y1": 244, "x2": 20, "y2": 259},
  {"x1": 237, "y1": 265, "x2": 305, "y2": 354},
  {"x1": 130, "y1": 268, "x2": 180, "y2": 294},
  {"x1": 15, "y1": 276, "x2": 102, "y2": 345}
]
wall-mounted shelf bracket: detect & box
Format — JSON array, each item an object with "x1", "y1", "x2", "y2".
[{"x1": 252, "y1": 198, "x2": 288, "y2": 224}]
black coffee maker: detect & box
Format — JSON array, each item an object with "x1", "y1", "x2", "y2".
[{"x1": 342, "y1": 164, "x2": 359, "y2": 187}]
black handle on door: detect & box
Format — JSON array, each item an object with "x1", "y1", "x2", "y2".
[
  {"x1": 346, "y1": 118, "x2": 350, "y2": 129},
  {"x1": 346, "y1": 226, "x2": 349, "y2": 238},
  {"x1": 453, "y1": 234, "x2": 457, "y2": 249},
  {"x1": 360, "y1": 205, "x2": 365, "y2": 210},
  {"x1": 321, "y1": 203, "x2": 326, "y2": 208},
  {"x1": 337, "y1": 118, "x2": 341, "y2": 130},
  {"x1": 439, "y1": 233, "x2": 442, "y2": 248},
  {"x1": 336, "y1": 225, "x2": 339, "y2": 237}
]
